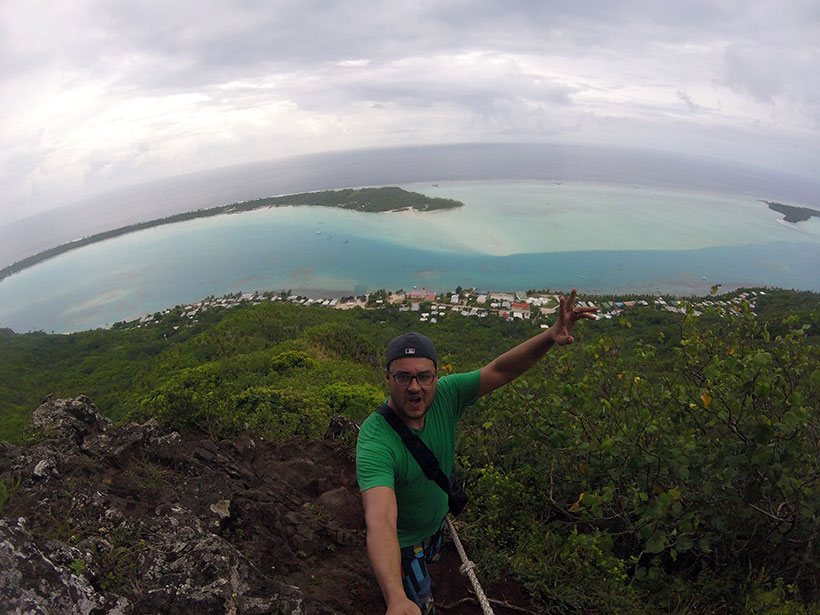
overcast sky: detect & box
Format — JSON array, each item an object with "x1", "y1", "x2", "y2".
[{"x1": 1, "y1": 0, "x2": 819, "y2": 225}]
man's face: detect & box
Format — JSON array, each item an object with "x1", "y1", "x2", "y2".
[{"x1": 385, "y1": 357, "x2": 438, "y2": 428}]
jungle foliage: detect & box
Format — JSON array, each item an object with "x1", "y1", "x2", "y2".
[{"x1": 0, "y1": 289, "x2": 817, "y2": 613}]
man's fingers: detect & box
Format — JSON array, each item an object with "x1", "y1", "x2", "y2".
[{"x1": 575, "y1": 307, "x2": 598, "y2": 315}]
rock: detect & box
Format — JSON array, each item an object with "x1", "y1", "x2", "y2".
[
  {"x1": 210, "y1": 499, "x2": 232, "y2": 520},
  {"x1": 82, "y1": 424, "x2": 149, "y2": 464},
  {"x1": 0, "y1": 517, "x2": 131, "y2": 615},
  {"x1": 31, "y1": 396, "x2": 111, "y2": 442},
  {"x1": 104, "y1": 507, "x2": 124, "y2": 524},
  {"x1": 32, "y1": 457, "x2": 57, "y2": 478},
  {"x1": 0, "y1": 397, "x2": 387, "y2": 613},
  {"x1": 318, "y1": 486, "x2": 364, "y2": 530}
]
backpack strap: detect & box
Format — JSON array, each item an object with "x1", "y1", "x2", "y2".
[{"x1": 377, "y1": 404, "x2": 450, "y2": 496}]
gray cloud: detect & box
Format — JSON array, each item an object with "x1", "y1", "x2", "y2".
[
  {"x1": 721, "y1": 44, "x2": 785, "y2": 103},
  {"x1": 1, "y1": 0, "x2": 819, "y2": 224}
]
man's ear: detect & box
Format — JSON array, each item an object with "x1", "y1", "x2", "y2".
[{"x1": 384, "y1": 368, "x2": 390, "y2": 383}]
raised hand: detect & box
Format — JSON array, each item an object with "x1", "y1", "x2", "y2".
[{"x1": 551, "y1": 288, "x2": 598, "y2": 346}]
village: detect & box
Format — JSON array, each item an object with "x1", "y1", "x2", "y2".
[{"x1": 129, "y1": 286, "x2": 763, "y2": 330}]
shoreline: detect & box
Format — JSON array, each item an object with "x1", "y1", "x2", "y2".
[
  {"x1": 99, "y1": 285, "x2": 777, "y2": 337},
  {"x1": 3, "y1": 238, "x2": 818, "y2": 333},
  {"x1": 763, "y1": 200, "x2": 820, "y2": 223},
  {"x1": 0, "y1": 187, "x2": 463, "y2": 283},
  {"x1": 4, "y1": 280, "x2": 802, "y2": 335}
]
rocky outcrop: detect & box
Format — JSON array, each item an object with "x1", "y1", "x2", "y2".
[
  {"x1": 0, "y1": 517, "x2": 130, "y2": 614},
  {"x1": 0, "y1": 396, "x2": 377, "y2": 614}
]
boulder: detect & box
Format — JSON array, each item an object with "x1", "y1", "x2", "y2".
[{"x1": 0, "y1": 517, "x2": 130, "y2": 615}]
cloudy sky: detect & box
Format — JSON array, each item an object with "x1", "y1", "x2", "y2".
[{"x1": 1, "y1": 0, "x2": 819, "y2": 225}]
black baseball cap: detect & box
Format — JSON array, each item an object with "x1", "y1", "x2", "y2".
[{"x1": 385, "y1": 332, "x2": 438, "y2": 368}]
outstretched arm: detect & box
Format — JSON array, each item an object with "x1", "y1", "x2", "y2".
[
  {"x1": 479, "y1": 289, "x2": 597, "y2": 397},
  {"x1": 362, "y1": 486, "x2": 422, "y2": 615}
]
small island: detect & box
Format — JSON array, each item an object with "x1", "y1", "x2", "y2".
[
  {"x1": 765, "y1": 200, "x2": 820, "y2": 223},
  {"x1": 0, "y1": 187, "x2": 463, "y2": 282}
]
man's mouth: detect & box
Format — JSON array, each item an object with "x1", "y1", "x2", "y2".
[{"x1": 407, "y1": 394, "x2": 423, "y2": 408}]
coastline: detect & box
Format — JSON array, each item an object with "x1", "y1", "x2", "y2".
[
  {"x1": 1, "y1": 181, "x2": 818, "y2": 334},
  {"x1": 0, "y1": 187, "x2": 463, "y2": 282},
  {"x1": 98, "y1": 286, "x2": 781, "y2": 337},
  {"x1": 2, "y1": 239, "x2": 818, "y2": 334},
  {"x1": 764, "y1": 200, "x2": 820, "y2": 223}
]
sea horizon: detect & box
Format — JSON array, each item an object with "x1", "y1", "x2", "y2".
[{"x1": 3, "y1": 143, "x2": 820, "y2": 268}]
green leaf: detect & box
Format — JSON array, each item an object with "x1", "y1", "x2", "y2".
[
  {"x1": 645, "y1": 532, "x2": 666, "y2": 554},
  {"x1": 676, "y1": 536, "x2": 694, "y2": 551}
]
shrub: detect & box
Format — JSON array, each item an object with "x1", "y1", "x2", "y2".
[
  {"x1": 139, "y1": 363, "x2": 233, "y2": 436},
  {"x1": 234, "y1": 386, "x2": 326, "y2": 439},
  {"x1": 461, "y1": 306, "x2": 818, "y2": 612},
  {"x1": 270, "y1": 350, "x2": 317, "y2": 372},
  {"x1": 321, "y1": 382, "x2": 384, "y2": 422}
]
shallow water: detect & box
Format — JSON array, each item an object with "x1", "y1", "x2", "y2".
[{"x1": 0, "y1": 180, "x2": 818, "y2": 333}]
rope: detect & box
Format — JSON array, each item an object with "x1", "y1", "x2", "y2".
[{"x1": 445, "y1": 516, "x2": 495, "y2": 615}]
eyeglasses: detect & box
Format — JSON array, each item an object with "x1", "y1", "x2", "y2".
[{"x1": 390, "y1": 371, "x2": 436, "y2": 386}]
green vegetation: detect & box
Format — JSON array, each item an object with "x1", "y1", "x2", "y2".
[
  {"x1": 0, "y1": 477, "x2": 21, "y2": 513},
  {"x1": 765, "y1": 201, "x2": 820, "y2": 223},
  {"x1": 0, "y1": 288, "x2": 817, "y2": 613},
  {"x1": 0, "y1": 187, "x2": 463, "y2": 281}
]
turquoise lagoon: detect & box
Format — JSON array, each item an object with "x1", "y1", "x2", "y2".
[{"x1": 0, "y1": 180, "x2": 818, "y2": 333}]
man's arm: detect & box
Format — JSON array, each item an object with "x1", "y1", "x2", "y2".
[
  {"x1": 479, "y1": 289, "x2": 597, "y2": 397},
  {"x1": 362, "y1": 486, "x2": 422, "y2": 615}
]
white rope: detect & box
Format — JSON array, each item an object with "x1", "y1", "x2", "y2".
[{"x1": 445, "y1": 516, "x2": 495, "y2": 615}]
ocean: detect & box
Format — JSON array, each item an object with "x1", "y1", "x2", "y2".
[{"x1": 0, "y1": 171, "x2": 818, "y2": 333}]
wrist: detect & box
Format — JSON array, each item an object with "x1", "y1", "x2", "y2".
[{"x1": 384, "y1": 585, "x2": 409, "y2": 605}]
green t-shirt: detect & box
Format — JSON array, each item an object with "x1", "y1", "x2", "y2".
[{"x1": 356, "y1": 370, "x2": 481, "y2": 547}]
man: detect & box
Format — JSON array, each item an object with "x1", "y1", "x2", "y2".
[{"x1": 356, "y1": 289, "x2": 597, "y2": 615}]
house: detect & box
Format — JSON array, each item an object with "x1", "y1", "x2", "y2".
[
  {"x1": 511, "y1": 302, "x2": 531, "y2": 319},
  {"x1": 490, "y1": 292, "x2": 516, "y2": 303},
  {"x1": 408, "y1": 289, "x2": 436, "y2": 301}
]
